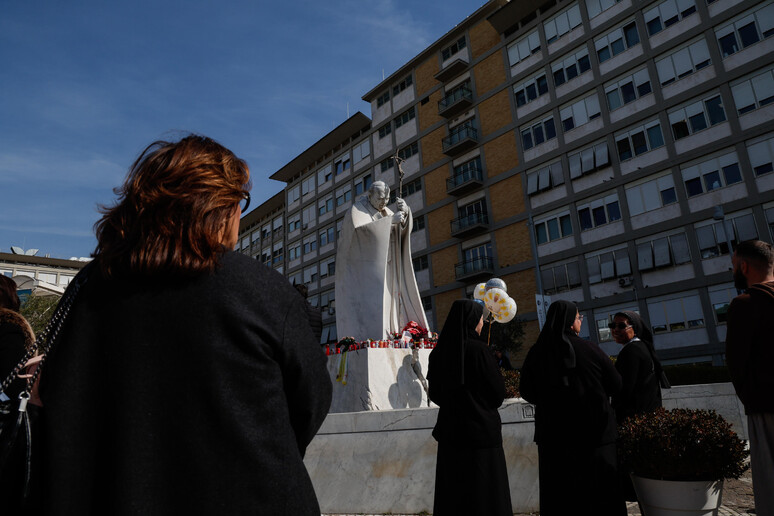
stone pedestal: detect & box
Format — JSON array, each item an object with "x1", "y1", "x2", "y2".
[{"x1": 326, "y1": 348, "x2": 433, "y2": 413}]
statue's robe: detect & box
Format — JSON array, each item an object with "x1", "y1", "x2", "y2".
[{"x1": 335, "y1": 195, "x2": 429, "y2": 341}]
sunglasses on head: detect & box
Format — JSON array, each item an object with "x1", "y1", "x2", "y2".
[{"x1": 608, "y1": 322, "x2": 631, "y2": 330}]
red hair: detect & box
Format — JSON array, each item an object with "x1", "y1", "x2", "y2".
[{"x1": 94, "y1": 135, "x2": 250, "y2": 278}]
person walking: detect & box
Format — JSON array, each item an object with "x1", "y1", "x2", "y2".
[
  {"x1": 428, "y1": 299, "x2": 511, "y2": 516},
  {"x1": 726, "y1": 239, "x2": 774, "y2": 516},
  {"x1": 520, "y1": 300, "x2": 625, "y2": 515},
  {"x1": 39, "y1": 135, "x2": 332, "y2": 515}
]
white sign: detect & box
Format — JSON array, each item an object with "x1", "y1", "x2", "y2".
[{"x1": 535, "y1": 294, "x2": 552, "y2": 330}]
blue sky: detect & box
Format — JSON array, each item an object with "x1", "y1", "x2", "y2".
[{"x1": 0, "y1": 0, "x2": 484, "y2": 259}]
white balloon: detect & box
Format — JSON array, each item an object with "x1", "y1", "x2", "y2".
[
  {"x1": 473, "y1": 283, "x2": 487, "y2": 301},
  {"x1": 484, "y1": 287, "x2": 508, "y2": 314}
]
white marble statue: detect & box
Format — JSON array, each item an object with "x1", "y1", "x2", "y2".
[{"x1": 335, "y1": 181, "x2": 429, "y2": 341}]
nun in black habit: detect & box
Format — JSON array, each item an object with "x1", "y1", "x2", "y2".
[
  {"x1": 520, "y1": 300, "x2": 626, "y2": 516},
  {"x1": 610, "y1": 310, "x2": 664, "y2": 424},
  {"x1": 427, "y1": 299, "x2": 512, "y2": 516}
]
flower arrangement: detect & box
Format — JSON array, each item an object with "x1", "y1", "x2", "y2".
[
  {"x1": 618, "y1": 408, "x2": 749, "y2": 482},
  {"x1": 502, "y1": 369, "x2": 520, "y2": 399}
]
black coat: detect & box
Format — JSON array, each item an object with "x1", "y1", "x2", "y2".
[
  {"x1": 612, "y1": 339, "x2": 662, "y2": 424},
  {"x1": 521, "y1": 333, "x2": 621, "y2": 446},
  {"x1": 428, "y1": 335, "x2": 506, "y2": 448},
  {"x1": 39, "y1": 252, "x2": 332, "y2": 515}
]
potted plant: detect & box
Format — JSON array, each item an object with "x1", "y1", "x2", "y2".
[{"x1": 618, "y1": 408, "x2": 748, "y2": 516}]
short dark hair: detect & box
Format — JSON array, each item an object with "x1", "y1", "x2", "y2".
[
  {"x1": 0, "y1": 275, "x2": 20, "y2": 312},
  {"x1": 735, "y1": 240, "x2": 774, "y2": 273}
]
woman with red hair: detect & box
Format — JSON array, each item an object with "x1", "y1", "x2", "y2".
[{"x1": 40, "y1": 135, "x2": 332, "y2": 515}]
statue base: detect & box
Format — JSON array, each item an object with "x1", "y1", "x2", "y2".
[{"x1": 326, "y1": 348, "x2": 433, "y2": 413}]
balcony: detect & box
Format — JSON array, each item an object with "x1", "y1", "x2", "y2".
[
  {"x1": 438, "y1": 86, "x2": 473, "y2": 118},
  {"x1": 434, "y1": 58, "x2": 468, "y2": 82},
  {"x1": 442, "y1": 124, "x2": 478, "y2": 156},
  {"x1": 455, "y1": 256, "x2": 494, "y2": 281},
  {"x1": 450, "y1": 212, "x2": 489, "y2": 238},
  {"x1": 446, "y1": 165, "x2": 483, "y2": 195}
]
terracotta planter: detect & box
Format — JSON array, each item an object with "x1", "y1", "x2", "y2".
[{"x1": 631, "y1": 475, "x2": 724, "y2": 516}]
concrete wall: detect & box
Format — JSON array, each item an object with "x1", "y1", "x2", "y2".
[{"x1": 305, "y1": 383, "x2": 747, "y2": 515}]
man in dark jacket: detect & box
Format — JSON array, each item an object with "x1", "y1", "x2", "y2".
[{"x1": 727, "y1": 239, "x2": 774, "y2": 516}]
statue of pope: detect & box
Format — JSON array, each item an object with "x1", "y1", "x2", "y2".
[{"x1": 335, "y1": 181, "x2": 429, "y2": 341}]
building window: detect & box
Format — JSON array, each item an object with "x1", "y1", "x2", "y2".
[
  {"x1": 302, "y1": 205, "x2": 316, "y2": 228},
  {"x1": 569, "y1": 142, "x2": 609, "y2": 179},
  {"x1": 378, "y1": 124, "x2": 392, "y2": 139},
  {"x1": 355, "y1": 174, "x2": 373, "y2": 196},
  {"x1": 605, "y1": 68, "x2": 652, "y2": 111},
  {"x1": 586, "y1": 0, "x2": 623, "y2": 19},
  {"x1": 303, "y1": 235, "x2": 317, "y2": 255},
  {"x1": 766, "y1": 206, "x2": 774, "y2": 241},
  {"x1": 301, "y1": 175, "x2": 316, "y2": 195},
  {"x1": 521, "y1": 116, "x2": 557, "y2": 150},
  {"x1": 317, "y1": 164, "x2": 332, "y2": 185},
  {"x1": 422, "y1": 296, "x2": 433, "y2": 311},
  {"x1": 709, "y1": 285, "x2": 737, "y2": 324},
  {"x1": 668, "y1": 94, "x2": 726, "y2": 140},
  {"x1": 399, "y1": 141, "x2": 419, "y2": 160},
  {"x1": 551, "y1": 46, "x2": 592, "y2": 88},
  {"x1": 335, "y1": 187, "x2": 352, "y2": 207},
  {"x1": 541, "y1": 261, "x2": 582, "y2": 294},
  {"x1": 442, "y1": 36, "x2": 467, "y2": 61},
  {"x1": 393, "y1": 75, "x2": 413, "y2": 96},
  {"x1": 507, "y1": 29, "x2": 541, "y2": 67},
  {"x1": 272, "y1": 245, "x2": 283, "y2": 264},
  {"x1": 716, "y1": 4, "x2": 774, "y2": 58},
  {"x1": 288, "y1": 243, "x2": 301, "y2": 261},
  {"x1": 272, "y1": 216, "x2": 283, "y2": 235},
  {"x1": 319, "y1": 258, "x2": 335, "y2": 279},
  {"x1": 394, "y1": 107, "x2": 416, "y2": 129},
  {"x1": 261, "y1": 224, "x2": 271, "y2": 240},
  {"x1": 560, "y1": 94, "x2": 602, "y2": 132},
  {"x1": 655, "y1": 38, "x2": 712, "y2": 87},
  {"x1": 644, "y1": 0, "x2": 697, "y2": 36},
  {"x1": 390, "y1": 178, "x2": 422, "y2": 203},
  {"x1": 318, "y1": 196, "x2": 333, "y2": 217},
  {"x1": 731, "y1": 65, "x2": 774, "y2": 115},
  {"x1": 514, "y1": 72, "x2": 549, "y2": 107},
  {"x1": 682, "y1": 151, "x2": 742, "y2": 197},
  {"x1": 334, "y1": 156, "x2": 351, "y2": 176},
  {"x1": 376, "y1": 91, "x2": 390, "y2": 108},
  {"x1": 527, "y1": 161, "x2": 565, "y2": 195},
  {"x1": 319, "y1": 226, "x2": 335, "y2": 247},
  {"x1": 535, "y1": 211, "x2": 573, "y2": 244},
  {"x1": 288, "y1": 185, "x2": 300, "y2": 204},
  {"x1": 626, "y1": 174, "x2": 677, "y2": 215},
  {"x1": 544, "y1": 3, "x2": 582, "y2": 44},
  {"x1": 615, "y1": 120, "x2": 665, "y2": 161},
  {"x1": 586, "y1": 248, "x2": 631, "y2": 283},
  {"x1": 748, "y1": 135, "x2": 774, "y2": 177},
  {"x1": 595, "y1": 20, "x2": 640, "y2": 63},
  {"x1": 413, "y1": 255, "x2": 429, "y2": 272},
  {"x1": 577, "y1": 194, "x2": 622, "y2": 230},
  {"x1": 695, "y1": 214, "x2": 759, "y2": 258},
  {"x1": 412, "y1": 214, "x2": 426, "y2": 232},
  {"x1": 463, "y1": 242, "x2": 493, "y2": 264},
  {"x1": 261, "y1": 249, "x2": 271, "y2": 265},
  {"x1": 637, "y1": 233, "x2": 691, "y2": 270},
  {"x1": 303, "y1": 265, "x2": 318, "y2": 284},
  {"x1": 353, "y1": 140, "x2": 370, "y2": 163},
  {"x1": 288, "y1": 214, "x2": 301, "y2": 233},
  {"x1": 648, "y1": 293, "x2": 705, "y2": 333}
]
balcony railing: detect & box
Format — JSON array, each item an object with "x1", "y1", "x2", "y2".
[
  {"x1": 454, "y1": 256, "x2": 495, "y2": 280},
  {"x1": 442, "y1": 125, "x2": 478, "y2": 156},
  {"x1": 438, "y1": 86, "x2": 473, "y2": 118},
  {"x1": 446, "y1": 165, "x2": 483, "y2": 195},
  {"x1": 450, "y1": 212, "x2": 489, "y2": 237}
]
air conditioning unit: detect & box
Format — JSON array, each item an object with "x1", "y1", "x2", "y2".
[{"x1": 618, "y1": 277, "x2": 633, "y2": 288}]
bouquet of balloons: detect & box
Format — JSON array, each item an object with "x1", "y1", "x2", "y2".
[{"x1": 473, "y1": 278, "x2": 517, "y2": 324}]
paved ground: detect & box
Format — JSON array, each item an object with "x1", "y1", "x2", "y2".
[{"x1": 322, "y1": 465, "x2": 756, "y2": 515}]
